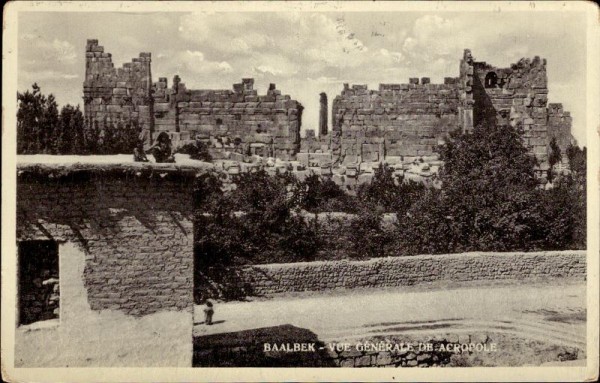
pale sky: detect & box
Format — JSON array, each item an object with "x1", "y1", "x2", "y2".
[{"x1": 18, "y1": 11, "x2": 588, "y2": 145}]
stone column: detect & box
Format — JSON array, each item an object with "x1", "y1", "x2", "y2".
[{"x1": 319, "y1": 92, "x2": 328, "y2": 136}]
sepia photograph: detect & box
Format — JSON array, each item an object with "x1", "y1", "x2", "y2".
[{"x1": 2, "y1": 1, "x2": 598, "y2": 382}]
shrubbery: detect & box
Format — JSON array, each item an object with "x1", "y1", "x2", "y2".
[
  {"x1": 176, "y1": 141, "x2": 213, "y2": 162},
  {"x1": 194, "y1": 121, "x2": 586, "y2": 271}
]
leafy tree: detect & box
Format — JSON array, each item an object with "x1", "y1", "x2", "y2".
[
  {"x1": 56, "y1": 104, "x2": 84, "y2": 154},
  {"x1": 348, "y1": 204, "x2": 391, "y2": 259},
  {"x1": 40, "y1": 94, "x2": 60, "y2": 153},
  {"x1": 195, "y1": 169, "x2": 320, "y2": 266},
  {"x1": 300, "y1": 173, "x2": 357, "y2": 213},
  {"x1": 85, "y1": 118, "x2": 101, "y2": 154},
  {"x1": 566, "y1": 144, "x2": 586, "y2": 177},
  {"x1": 17, "y1": 84, "x2": 86, "y2": 154},
  {"x1": 17, "y1": 84, "x2": 45, "y2": 153},
  {"x1": 547, "y1": 137, "x2": 562, "y2": 183},
  {"x1": 398, "y1": 122, "x2": 542, "y2": 254},
  {"x1": 357, "y1": 163, "x2": 426, "y2": 215}
]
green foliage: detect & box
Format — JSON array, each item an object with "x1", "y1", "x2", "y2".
[
  {"x1": 194, "y1": 170, "x2": 320, "y2": 267},
  {"x1": 17, "y1": 84, "x2": 59, "y2": 154},
  {"x1": 176, "y1": 141, "x2": 213, "y2": 162},
  {"x1": 547, "y1": 137, "x2": 562, "y2": 183},
  {"x1": 396, "y1": 122, "x2": 586, "y2": 255},
  {"x1": 348, "y1": 205, "x2": 390, "y2": 259},
  {"x1": 17, "y1": 84, "x2": 139, "y2": 155},
  {"x1": 299, "y1": 173, "x2": 357, "y2": 213},
  {"x1": 357, "y1": 163, "x2": 426, "y2": 215},
  {"x1": 566, "y1": 144, "x2": 586, "y2": 177}
]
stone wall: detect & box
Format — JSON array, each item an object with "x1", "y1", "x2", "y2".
[
  {"x1": 238, "y1": 251, "x2": 585, "y2": 296},
  {"x1": 468, "y1": 54, "x2": 571, "y2": 164},
  {"x1": 152, "y1": 77, "x2": 303, "y2": 160},
  {"x1": 83, "y1": 40, "x2": 303, "y2": 160},
  {"x1": 83, "y1": 39, "x2": 153, "y2": 132},
  {"x1": 331, "y1": 79, "x2": 461, "y2": 164},
  {"x1": 16, "y1": 163, "x2": 205, "y2": 316},
  {"x1": 329, "y1": 49, "x2": 574, "y2": 172}
]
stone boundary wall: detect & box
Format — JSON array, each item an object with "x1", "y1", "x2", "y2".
[
  {"x1": 16, "y1": 163, "x2": 208, "y2": 316},
  {"x1": 239, "y1": 251, "x2": 586, "y2": 295}
]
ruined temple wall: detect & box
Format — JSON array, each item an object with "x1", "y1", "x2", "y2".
[
  {"x1": 83, "y1": 40, "x2": 153, "y2": 131},
  {"x1": 16, "y1": 169, "x2": 196, "y2": 317},
  {"x1": 152, "y1": 77, "x2": 303, "y2": 160},
  {"x1": 331, "y1": 80, "x2": 461, "y2": 163},
  {"x1": 470, "y1": 55, "x2": 574, "y2": 163},
  {"x1": 471, "y1": 57, "x2": 551, "y2": 160},
  {"x1": 547, "y1": 103, "x2": 575, "y2": 150}
]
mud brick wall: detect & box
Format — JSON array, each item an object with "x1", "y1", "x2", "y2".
[
  {"x1": 331, "y1": 79, "x2": 461, "y2": 163},
  {"x1": 16, "y1": 165, "x2": 200, "y2": 316},
  {"x1": 152, "y1": 77, "x2": 302, "y2": 160},
  {"x1": 239, "y1": 251, "x2": 585, "y2": 295},
  {"x1": 83, "y1": 39, "x2": 153, "y2": 132}
]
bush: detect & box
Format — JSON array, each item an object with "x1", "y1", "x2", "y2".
[
  {"x1": 348, "y1": 205, "x2": 392, "y2": 259},
  {"x1": 176, "y1": 141, "x2": 213, "y2": 162},
  {"x1": 300, "y1": 174, "x2": 358, "y2": 213},
  {"x1": 194, "y1": 170, "x2": 321, "y2": 266},
  {"x1": 357, "y1": 163, "x2": 426, "y2": 214}
]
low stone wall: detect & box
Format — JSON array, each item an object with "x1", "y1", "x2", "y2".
[{"x1": 239, "y1": 251, "x2": 586, "y2": 296}]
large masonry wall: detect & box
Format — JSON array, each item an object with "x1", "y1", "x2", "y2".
[
  {"x1": 331, "y1": 49, "x2": 574, "y2": 169},
  {"x1": 83, "y1": 40, "x2": 302, "y2": 160},
  {"x1": 83, "y1": 39, "x2": 153, "y2": 132},
  {"x1": 152, "y1": 77, "x2": 302, "y2": 160},
  {"x1": 16, "y1": 165, "x2": 200, "y2": 316},
  {"x1": 331, "y1": 79, "x2": 461, "y2": 164},
  {"x1": 239, "y1": 251, "x2": 585, "y2": 296}
]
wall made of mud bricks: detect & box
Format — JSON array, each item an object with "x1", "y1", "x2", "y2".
[
  {"x1": 239, "y1": 251, "x2": 586, "y2": 295},
  {"x1": 16, "y1": 169, "x2": 197, "y2": 316}
]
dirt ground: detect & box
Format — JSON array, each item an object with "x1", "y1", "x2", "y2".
[{"x1": 194, "y1": 278, "x2": 587, "y2": 366}]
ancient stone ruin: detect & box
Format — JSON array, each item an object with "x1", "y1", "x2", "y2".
[
  {"x1": 83, "y1": 39, "x2": 302, "y2": 161},
  {"x1": 83, "y1": 40, "x2": 573, "y2": 181}
]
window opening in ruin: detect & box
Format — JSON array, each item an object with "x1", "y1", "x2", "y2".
[
  {"x1": 485, "y1": 72, "x2": 498, "y2": 88},
  {"x1": 234, "y1": 114, "x2": 241, "y2": 121},
  {"x1": 234, "y1": 137, "x2": 242, "y2": 146},
  {"x1": 216, "y1": 118, "x2": 223, "y2": 125},
  {"x1": 18, "y1": 240, "x2": 59, "y2": 326},
  {"x1": 256, "y1": 124, "x2": 262, "y2": 134}
]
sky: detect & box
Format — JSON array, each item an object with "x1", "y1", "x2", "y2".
[{"x1": 18, "y1": 10, "x2": 588, "y2": 145}]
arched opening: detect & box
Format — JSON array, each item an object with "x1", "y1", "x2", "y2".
[{"x1": 485, "y1": 72, "x2": 498, "y2": 88}]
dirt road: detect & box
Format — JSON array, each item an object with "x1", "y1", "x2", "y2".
[{"x1": 194, "y1": 280, "x2": 586, "y2": 349}]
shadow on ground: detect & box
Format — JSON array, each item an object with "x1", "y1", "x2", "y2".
[{"x1": 193, "y1": 324, "x2": 335, "y2": 367}]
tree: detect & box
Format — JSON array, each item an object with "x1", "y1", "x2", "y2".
[
  {"x1": 357, "y1": 163, "x2": 426, "y2": 214},
  {"x1": 17, "y1": 84, "x2": 86, "y2": 154},
  {"x1": 299, "y1": 173, "x2": 356, "y2": 213},
  {"x1": 56, "y1": 104, "x2": 84, "y2": 154},
  {"x1": 547, "y1": 137, "x2": 562, "y2": 183},
  {"x1": 397, "y1": 122, "x2": 543, "y2": 254},
  {"x1": 40, "y1": 94, "x2": 60, "y2": 153},
  {"x1": 17, "y1": 84, "x2": 47, "y2": 154}
]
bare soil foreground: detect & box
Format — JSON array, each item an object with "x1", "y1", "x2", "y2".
[
  {"x1": 14, "y1": 278, "x2": 585, "y2": 367},
  {"x1": 193, "y1": 279, "x2": 586, "y2": 367}
]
